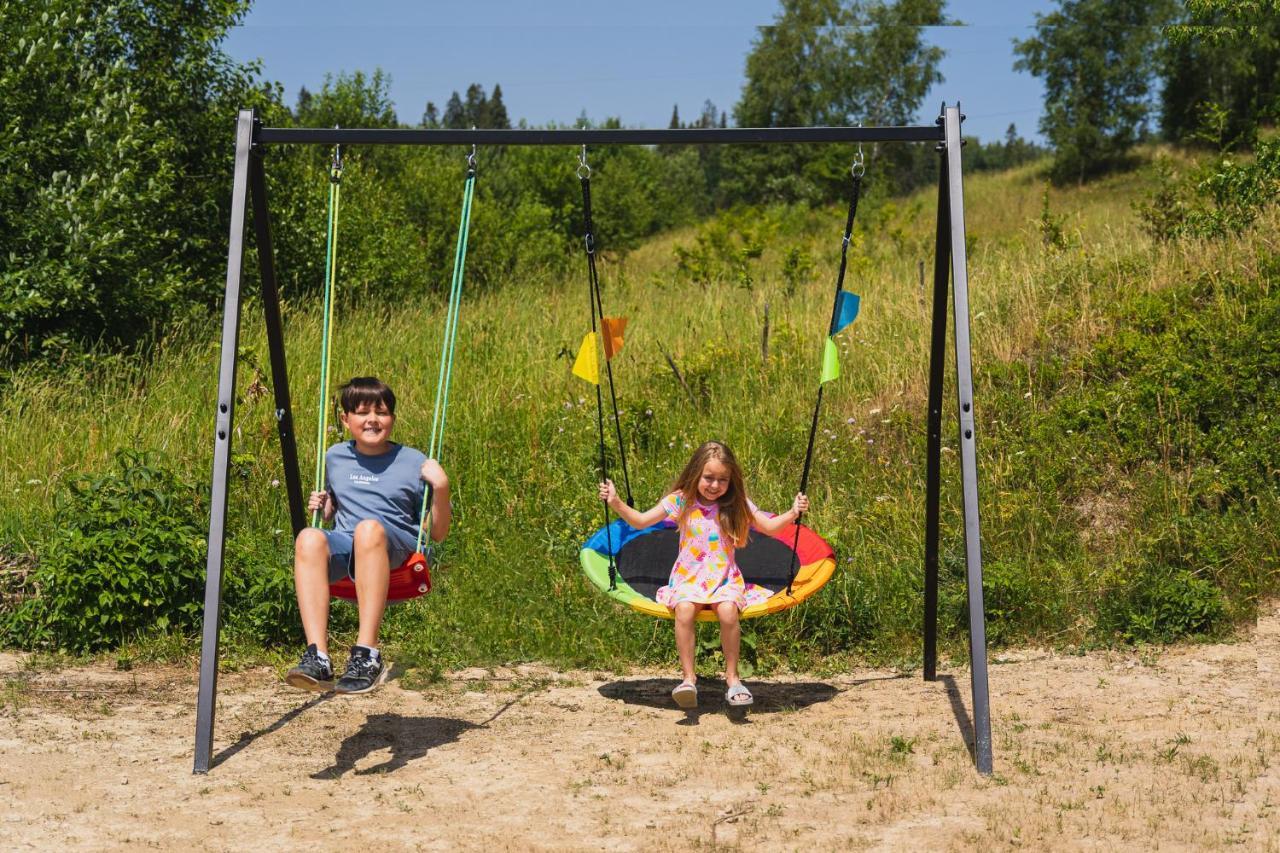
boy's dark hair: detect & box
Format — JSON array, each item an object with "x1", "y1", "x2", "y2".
[{"x1": 338, "y1": 376, "x2": 396, "y2": 414}]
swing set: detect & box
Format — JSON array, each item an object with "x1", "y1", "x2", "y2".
[{"x1": 194, "y1": 105, "x2": 994, "y2": 777}]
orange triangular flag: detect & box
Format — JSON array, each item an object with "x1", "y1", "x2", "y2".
[{"x1": 601, "y1": 316, "x2": 628, "y2": 360}]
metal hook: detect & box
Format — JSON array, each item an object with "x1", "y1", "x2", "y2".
[
  {"x1": 467, "y1": 143, "x2": 477, "y2": 171},
  {"x1": 852, "y1": 125, "x2": 865, "y2": 179},
  {"x1": 330, "y1": 127, "x2": 343, "y2": 181},
  {"x1": 576, "y1": 143, "x2": 591, "y2": 180}
]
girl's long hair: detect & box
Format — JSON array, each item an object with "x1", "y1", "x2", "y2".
[{"x1": 670, "y1": 441, "x2": 751, "y2": 548}]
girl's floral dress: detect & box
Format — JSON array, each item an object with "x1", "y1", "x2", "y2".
[{"x1": 654, "y1": 492, "x2": 772, "y2": 610}]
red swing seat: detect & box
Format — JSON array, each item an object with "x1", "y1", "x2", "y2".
[{"x1": 329, "y1": 550, "x2": 431, "y2": 603}]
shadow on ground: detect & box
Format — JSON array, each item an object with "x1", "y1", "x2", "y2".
[
  {"x1": 211, "y1": 693, "x2": 333, "y2": 770},
  {"x1": 938, "y1": 674, "x2": 976, "y2": 759},
  {"x1": 311, "y1": 713, "x2": 481, "y2": 778},
  {"x1": 598, "y1": 677, "x2": 855, "y2": 725},
  {"x1": 309, "y1": 687, "x2": 530, "y2": 778}
]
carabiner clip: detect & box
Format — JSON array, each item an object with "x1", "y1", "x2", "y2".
[
  {"x1": 851, "y1": 131, "x2": 865, "y2": 179},
  {"x1": 330, "y1": 128, "x2": 344, "y2": 183}
]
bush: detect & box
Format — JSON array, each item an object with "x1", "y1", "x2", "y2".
[
  {"x1": 6, "y1": 451, "x2": 207, "y2": 652},
  {"x1": 1097, "y1": 566, "x2": 1226, "y2": 644},
  {"x1": 1137, "y1": 138, "x2": 1280, "y2": 240},
  {"x1": 0, "y1": 450, "x2": 310, "y2": 653}
]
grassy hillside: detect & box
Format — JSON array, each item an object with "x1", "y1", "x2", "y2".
[{"x1": 1, "y1": 151, "x2": 1276, "y2": 670}]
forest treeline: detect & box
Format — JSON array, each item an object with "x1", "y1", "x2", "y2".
[{"x1": 0, "y1": 0, "x2": 1274, "y2": 369}]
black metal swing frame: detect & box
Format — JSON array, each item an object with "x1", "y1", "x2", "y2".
[{"x1": 193, "y1": 104, "x2": 994, "y2": 775}]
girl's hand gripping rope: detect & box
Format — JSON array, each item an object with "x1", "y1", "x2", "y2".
[{"x1": 598, "y1": 479, "x2": 619, "y2": 509}]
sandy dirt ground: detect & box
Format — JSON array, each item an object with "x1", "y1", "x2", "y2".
[{"x1": 1, "y1": 603, "x2": 1276, "y2": 852}]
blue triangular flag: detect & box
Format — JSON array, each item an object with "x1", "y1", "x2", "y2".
[{"x1": 832, "y1": 290, "x2": 861, "y2": 335}]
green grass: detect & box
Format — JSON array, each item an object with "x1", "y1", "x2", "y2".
[{"x1": 1, "y1": 151, "x2": 1276, "y2": 668}]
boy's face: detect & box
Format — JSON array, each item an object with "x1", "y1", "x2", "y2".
[{"x1": 340, "y1": 401, "x2": 395, "y2": 453}]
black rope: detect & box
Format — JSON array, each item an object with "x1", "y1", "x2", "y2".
[
  {"x1": 581, "y1": 168, "x2": 635, "y2": 590},
  {"x1": 580, "y1": 174, "x2": 634, "y2": 509},
  {"x1": 786, "y1": 173, "x2": 862, "y2": 595}
]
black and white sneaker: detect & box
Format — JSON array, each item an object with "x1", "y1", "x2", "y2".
[
  {"x1": 285, "y1": 644, "x2": 334, "y2": 692},
  {"x1": 334, "y1": 646, "x2": 387, "y2": 695}
]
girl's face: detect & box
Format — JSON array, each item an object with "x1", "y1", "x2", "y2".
[
  {"x1": 340, "y1": 402, "x2": 395, "y2": 454},
  {"x1": 696, "y1": 458, "x2": 731, "y2": 503}
]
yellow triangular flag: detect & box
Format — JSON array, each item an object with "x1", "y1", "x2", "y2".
[
  {"x1": 820, "y1": 337, "x2": 840, "y2": 384},
  {"x1": 572, "y1": 332, "x2": 599, "y2": 384},
  {"x1": 601, "y1": 316, "x2": 628, "y2": 360}
]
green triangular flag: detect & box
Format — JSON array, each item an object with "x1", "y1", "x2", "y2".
[{"x1": 820, "y1": 337, "x2": 840, "y2": 384}]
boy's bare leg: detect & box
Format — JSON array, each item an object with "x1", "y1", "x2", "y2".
[
  {"x1": 673, "y1": 601, "x2": 698, "y2": 683},
  {"x1": 352, "y1": 519, "x2": 391, "y2": 648},
  {"x1": 294, "y1": 528, "x2": 332, "y2": 654},
  {"x1": 716, "y1": 601, "x2": 742, "y2": 684}
]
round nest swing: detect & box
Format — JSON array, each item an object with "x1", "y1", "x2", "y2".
[{"x1": 579, "y1": 517, "x2": 836, "y2": 621}]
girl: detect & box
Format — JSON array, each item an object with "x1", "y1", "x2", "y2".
[{"x1": 599, "y1": 440, "x2": 808, "y2": 710}]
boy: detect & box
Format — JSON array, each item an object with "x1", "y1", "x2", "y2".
[{"x1": 286, "y1": 376, "x2": 451, "y2": 694}]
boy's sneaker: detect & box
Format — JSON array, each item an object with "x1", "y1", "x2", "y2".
[
  {"x1": 285, "y1": 644, "x2": 334, "y2": 692},
  {"x1": 334, "y1": 646, "x2": 387, "y2": 695}
]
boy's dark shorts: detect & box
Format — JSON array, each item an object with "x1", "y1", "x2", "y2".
[{"x1": 325, "y1": 527, "x2": 415, "y2": 583}]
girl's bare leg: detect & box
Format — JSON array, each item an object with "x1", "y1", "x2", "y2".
[
  {"x1": 716, "y1": 600, "x2": 742, "y2": 685},
  {"x1": 673, "y1": 602, "x2": 698, "y2": 683}
]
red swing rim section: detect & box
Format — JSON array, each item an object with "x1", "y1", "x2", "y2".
[{"x1": 329, "y1": 550, "x2": 431, "y2": 602}]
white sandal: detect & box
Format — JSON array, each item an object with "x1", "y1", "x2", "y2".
[
  {"x1": 725, "y1": 682, "x2": 753, "y2": 708},
  {"x1": 671, "y1": 680, "x2": 698, "y2": 709}
]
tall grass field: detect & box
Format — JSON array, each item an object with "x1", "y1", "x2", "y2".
[{"x1": 1, "y1": 152, "x2": 1276, "y2": 672}]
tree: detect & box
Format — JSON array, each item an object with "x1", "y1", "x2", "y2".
[
  {"x1": 0, "y1": 0, "x2": 273, "y2": 365},
  {"x1": 438, "y1": 84, "x2": 511, "y2": 129},
  {"x1": 293, "y1": 69, "x2": 397, "y2": 129},
  {"x1": 669, "y1": 104, "x2": 681, "y2": 129},
  {"x1": 1014, "y1": 0, "x2": 1176, "y2": 184},
  {"x1": 1159, "y1": 0, "x2": 1280, "y2": 148},
  {"x1": 697, "y1": 100, "x2": 720, "y2": 129},
  {"x1": 487, "y1": 84, "x2": 511, "y2": 129},
  {"x1": 725, "y1": 0, "x2": 947, "y2": 203},
  {"x1": 443, "y1": 92, "x2": 466, "y2": 129},
  {"x1": 464, "y1": 83, "x2": 486, "y2": 127},
  {"x1": 421, "y1": 101, "x2": 440, "y2": 128}
]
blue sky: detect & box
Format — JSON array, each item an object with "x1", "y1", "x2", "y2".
[{"x1": 224, "y1": 1, "x2": 1057, "y2": 144}]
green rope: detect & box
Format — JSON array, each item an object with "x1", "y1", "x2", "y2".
[
  {"x1": 417, "y1": 166, "x2": 475, "y2": 552},
  {"x1": 311, "y1": 152, "x2": 343, "y2": 528}
]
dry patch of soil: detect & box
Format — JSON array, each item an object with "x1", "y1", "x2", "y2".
[{"x1": 1, "y1": 604, "x2": 1276, "y2": 851}]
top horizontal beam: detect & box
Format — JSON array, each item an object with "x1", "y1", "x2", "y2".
[{"x1": 255, "y1": 125, "x2": 945, "y2": 147}]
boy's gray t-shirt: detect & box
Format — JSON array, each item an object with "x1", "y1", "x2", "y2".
[{"x1": 325, "y1": 441, "x2": 427, "y2": 550}]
